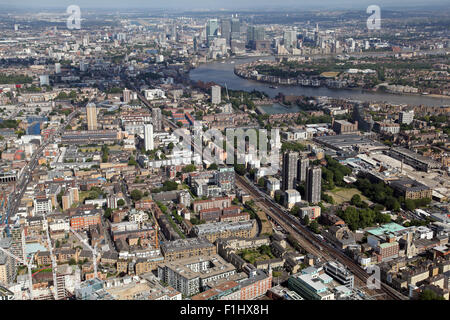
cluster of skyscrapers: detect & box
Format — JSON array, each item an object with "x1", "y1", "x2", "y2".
[{"x1": 282, "y1": 152, "x2": 321, "y2": 204}]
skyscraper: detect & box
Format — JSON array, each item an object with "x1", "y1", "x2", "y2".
[
  {"x1": 10, "y1": 226, "x2": 25, "y2": 264},
  {"x1": 152, "y1": 108, "x2": 162, "y2": 132},
  {"x1": 86, "y1": 103, "x2": 98, "y2": 131},
  {"x1": 0, "y1": 238, "x2": 17, "y2": 285},
  {"x1": 247, "y1": 25, "x2": 265, "y2": 46},
  {"x1": 282, "y1": 152, "x2": 298, "y2": 191},
  {"x1": 297, "y1": 156, "x2": 309, "y2": 183},
  {"x1": 206, "y1": 19, "x2": 220, "y2": 46},
  {"x1": 144, "y1": 124, "x2": 154, "y2": 151},
  {"x1": 230, "y1": 17, "x2": 241, "y2": 41},
  {"x1": 211, "y1": 85, "x2": 221, "y2": 105},
  {"x1": 231, "y1": 16, "x2": 240, "y2": 33},
  {"x1": 220, "y1": 19, "x2": 231, "y2": 46},
  {"x1": 306, "y1": 167, "x2": 322, "y2": 204},
  {"x1": 123, "y1": 88, "x2": 131, "y2": 103},
  {"x1": 283, "y1": 30, "x2": 297, "y2": 48},
  {"x1": 314, "y1": 23, "x2": 319, "y2": 47},
  {"x1": 193, "y1": 36, "x2": 198, "y2": 52}
]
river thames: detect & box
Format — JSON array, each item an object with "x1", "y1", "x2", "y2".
[{"x1": 189, "y1": 56, "x2": 449, "y2": 108}]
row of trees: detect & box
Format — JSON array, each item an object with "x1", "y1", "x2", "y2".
[
  {"x1": 151, "y1": 181, "x2": 179, "y2": 194},
  {"x1": 354, "y1": 178, "x2": 400, "y2": 211},
  {"x1": 322, "y1": 155, "x2": 352, "y2": 190},
  {"x1": 55, "y1": 91, "x2": 77, "y2": 100},
  {"x1": 0, "y1": 73, "x2": 32, "y2": 84},
  {"x1": 101, "y1": 145, "x2": 109, "y2": 163},
  {"x1": 337, "y1": 205, "x2": 391, "y2": 231}
]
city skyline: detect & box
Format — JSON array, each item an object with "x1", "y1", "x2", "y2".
[
  {"x1": 1, "y1": 0, "x2": 449, "y2": 10},
  {"x1": 0, "y1": 0, "x2": 448, "y2": 304}
]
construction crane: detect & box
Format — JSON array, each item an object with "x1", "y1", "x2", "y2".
[
  {"x1": 69, "y1": 227, "x2": 99, "y2": 279},
  {"x1": 0, "y1": 246, "x2": 34, "y2": 300},
  {"x1": 43, "y1": 214, "x2": 58, "y2": 299}
]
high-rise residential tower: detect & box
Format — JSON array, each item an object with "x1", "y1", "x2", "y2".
[
  {"x1": 306, "y1": 166, "x2": 322, "y2": 204},
  {"x1": 211, "y1": 85, "x2": 221, "y2": 105},
  {"x1": 144, "y1": 124, "x2": 154, "y2": 151},
  {"x1": 152, "y1": 108, "x2": 162, "y2": 132},
  {"x1": 297, "y1": 156, "x2": 309, "y2": 183},
  {"x1": 282, "y1": 152, "x2": 298, "y2": 191}
]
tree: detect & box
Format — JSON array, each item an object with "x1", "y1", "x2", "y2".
[
  {"x1": 162, "y1": 180, "x2": 178, "y2": 191},
  {"x1": 130, "y1": 189, "x2": 143, "y2": 201},
  {"x1": 234, "y1": 164, "x2": 246, "y2": 176},
  {"x1": 310, "y1": 221, "x2": 320, "y2": 234},
  {"x1": 274, "y1": 192, "x2": 282, "y2": 205},
  {"x1": 290, "y1": 206, "x2": 300, "y2": 216},
  {"x1": 257, "y1": 178, "x2": 265, "y2": 188},
  {"x1": 128, "y1": 156, "x2": 137, "y2": 166},
  {"x1": 385, "y1": 197, "x2": 400, "y2": 211},
  {"x1": 303, "y1": 215, "x2": 310, "y2": 226},
  {"x1": 182, "y1": 164, "x2": 196, "y2": 173},
  {"x1": 350, "y1": 194, "x2": 362, "y2": 206},
  {"x1": 69, "y1": 258, "x2": 77, "y2": 265},
  {"x1": 104, "y1": 208, "x2": 113, "y2": 219},
  {"x1": 208, "y1": 163, "x2": 218, "y2": 170},
  {"x1": 404, "y1": 199, "x2": 416, "y2": 211},
  {"x1": 117, "y1": 199, "x2": 125, "y2": 207},
  {"x1": 419, "y1": 289, "x2": 445, "y2": 300}
]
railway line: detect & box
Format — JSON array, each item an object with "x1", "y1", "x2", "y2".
[
  {"x1": 237, "y1": 175, "x2": 407, "y2": 300},
  {"x1": 134, "y1": 81, "x2": 406, "y2": 300}
]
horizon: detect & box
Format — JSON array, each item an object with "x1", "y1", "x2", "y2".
[{"x1": 0, "y1": 0, "x2": 449, "y2": 11}]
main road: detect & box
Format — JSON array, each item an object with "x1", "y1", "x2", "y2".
[{"x1": 2, "y1": 109, "x2": 79, "y2": 229}]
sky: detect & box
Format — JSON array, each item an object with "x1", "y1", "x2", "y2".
[{"x1": 0, "y1": 0, "x2": 448, "y2": 10}]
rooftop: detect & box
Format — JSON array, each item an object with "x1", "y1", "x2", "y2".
[{"x1": 367, "y1": 223, "x2": 407, "y2": 237}]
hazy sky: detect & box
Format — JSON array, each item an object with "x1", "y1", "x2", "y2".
[{"x1": 0, "y1": 0, "x2": 448, "y2": 10}]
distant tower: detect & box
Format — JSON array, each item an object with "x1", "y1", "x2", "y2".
[
  {"x1": 282, "y1": 152, "x2": 298, "y2": 191},
  {"x1": 306, "y1": 166, "x2": 322, "y2": 204},
  {"x1": 144, "y1": 124, "x2": 154, "y2": 151},
  {"x1": 211, "y1": 85, "x2": 221, "y2": 105},
  {"x1": 152, "y1": 108, "x2": 162, "y2": 132},
  {"x1": 55, "y1": 63, "x2": 61, "y2": 74},
  {"x1": 123, "y1": 88, "x2": 131, "y2": 103},
  {"x1": 314, "y1": 23, "x2": 319, "y2": 46},
  {"x1": 206, "y1": 19, "x2": 220, "y2": 46},
  {"x1": 86, "y1": 103, "x2": 98, "y2": 131}
]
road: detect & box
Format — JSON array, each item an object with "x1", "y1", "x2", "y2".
[{"x1": 2, "y1": 109, "x2": 79, "y2": 230}]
